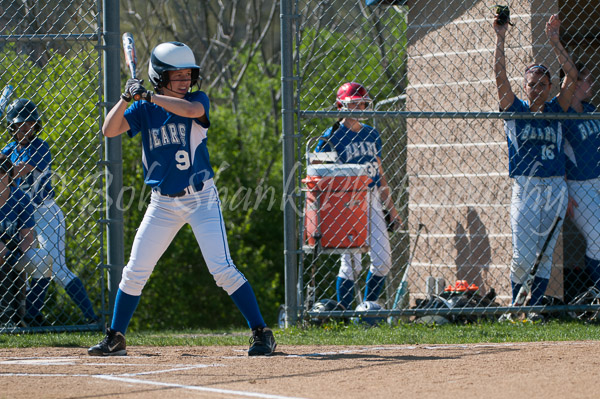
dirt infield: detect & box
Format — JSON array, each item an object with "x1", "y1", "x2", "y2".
[{"x1": 0, "y1": 341, "x2": 598, "y2": 398}]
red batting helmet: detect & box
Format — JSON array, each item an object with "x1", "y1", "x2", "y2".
[{"x1": 335, "y1": 82, "x2": 372, "y2": 111}]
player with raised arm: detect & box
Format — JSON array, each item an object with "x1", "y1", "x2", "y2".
[
  {"x1": 88, "y1": 42, "x2": 276, "y2": 356},
  {"x1": 563, "y1": 64, "x2": 600, "y2": 291},
  {"x1": 494, "y1": 13, "x2": 577, "y2": 318},
  {"x1": 2, "y1": 99, "x2": 99, "y2": 325}
]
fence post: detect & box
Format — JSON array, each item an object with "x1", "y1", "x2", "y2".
[
  {"x1": 280, "y1": 0, "x2": 299, "y2": 327},
  {"x1": 102, "y1": 0, "x2": 125, "y2": 318}
]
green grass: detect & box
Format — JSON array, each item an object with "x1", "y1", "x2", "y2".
[{"x1": 1, "y1": 320, "x2": 600, "y2": 349}]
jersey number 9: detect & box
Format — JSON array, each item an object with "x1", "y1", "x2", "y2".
[{"x1": 175, "y1": 150, "x2": 191, "y2": 170}]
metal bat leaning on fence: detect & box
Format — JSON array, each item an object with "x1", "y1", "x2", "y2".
[
  {"x1": 0, "y1": 85, "x2": 14, "y2": 117},
  {"x1": 512, "y1": 216, "x2": 562, "y2": 307},
  {"x1": 392, "y1": 223, "x2": 426, "y2": 311}
]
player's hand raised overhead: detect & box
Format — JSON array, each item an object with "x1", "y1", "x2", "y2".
[
  {"x1": 545, "y1": 14, "x2": 561, "y2": 45},
  {"x1": 493, "y1": 13, "x2": 508, "y2": 36}
]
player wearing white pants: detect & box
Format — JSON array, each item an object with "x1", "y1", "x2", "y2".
[
  {"x1": 494, "y1": 13, "x2": 577, "y2": 308},
  {"x1": 2, "y1": 98, "x2": 98, "y2": 325},
  {"x1": 34, "y1": 200, "x2": 75, "y2": 286},
  {"x1": 338, "y1": 187, "x2": 392, "y2": 282},
  {"x1": 510, "y1": 176, "x2": 567, "y2": 284},
  {"x1": 119, "y1": 179, "x2": 247, "y2": 296},
  {"x1": 89, "y1": 41, "x2": 275, "y2": 357},
  {"x1": 317, "y1": 82, "x2": 401, "y2": 311},
  {"x1": 563, "y1": 64, "x2": 600, "y2": 289}
]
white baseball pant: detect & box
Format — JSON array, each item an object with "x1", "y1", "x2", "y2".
[
  {"x1": 567, "y1": 177, "x2": 600, "y2": 260},
  {"x1": 510, "y1": 176, "x2": 567, "y2": 283},
  {"x1": 118, "y1": 179, "x2": 247, "y2": 296},
  {"x1": 338, "y1": 187, "x2": 392, "y2": 280}
]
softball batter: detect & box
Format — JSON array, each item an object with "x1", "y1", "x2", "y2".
[
  {"x1": 563, "y1": 64, "x2": 600, "y2": 290},
  {"x1": 88, "y1": 41, "x2": 276, "y2": 356},
  {"x1": 494, "y1": 14, "x2": 577, "y2": 309},
  {"x1": 316, "y1": 82, "x2": 401, "y2": 311}
]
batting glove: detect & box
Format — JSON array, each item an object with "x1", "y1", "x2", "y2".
[
  {"x1": 121, "y1": 78, "x2": 143, "y2": 102},
  {"x1": 129, "y1": 83, "x2": 152, "y2": 102}
]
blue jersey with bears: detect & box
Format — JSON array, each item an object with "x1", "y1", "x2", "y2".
[
  {"x1": 0, "y1": 186, "x2": 35, "y2": 253},
  {"x1": 316, "y1": 123, "x2": 382, "y2": 187},
  {"x1": 124, "y1": 91, "x2": 214, "y2": 195},
  {"x1": 564, "y1": 102, "x2": 600, "y2": 181},
  {"x1": 504, "y1": 97, "x2": 565, "y2": 178},
  {"x1": 1, "y1": 138, "x2": 54, "y2": 205}
]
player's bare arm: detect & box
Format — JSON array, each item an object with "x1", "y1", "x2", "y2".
[
  {"x1": 151, "y1": 94, "x2": 206, "y2": 121},
  {"x1": 18, "y1": 227, "x2": 36, "y2": 253},
  {"x1": 494, "y1": 15, "x2": 514, "y2": 111},
  {"x1": 546, "y1": 14, "x2": 577, "y2": 111},
  {"x1": 12, "y1": 162, "x2": 34, "y2": 179},
  {"x1": 102, "y1": 99, "x2": 131, "y2": 138}
]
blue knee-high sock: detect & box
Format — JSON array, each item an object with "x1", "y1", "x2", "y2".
[
  {"x1": 511, "y1": 280, "x2": 522, "y2": 305},
  {"x1": 65, "y1": 277, "x2": 98, "y2": 320},
  {"x1": 230, "y1": 281, "x2": 266, "y2": 330},
  {"x1": 529, "y1": 277, "x2": 549, "y2": 306},
  {"x1": 585, "y1": 256, "x2": 600, "y2": 289},
  {"x1": 364, "y1": 271, "x2": 386, "y2": 302},
  {"x1": 110, "y1": 289, "x2": 141, "y2": 334},
  {"x1": 26, "y1": 277, "x2": 50, "y2": 318},
  {"x1": 336, "y1": 277, "x2": 355, "y2": 310}
]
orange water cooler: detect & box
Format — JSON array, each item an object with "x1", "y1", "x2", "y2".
[{"x1": 302, "y1": 163, "x2": 370, "y2": 250}]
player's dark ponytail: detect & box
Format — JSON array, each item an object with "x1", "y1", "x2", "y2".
[{"x1": 331, "y1": 118, "x2": 342, "y2": 133}]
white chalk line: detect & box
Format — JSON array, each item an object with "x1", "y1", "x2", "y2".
[
  {"x1": 0, "y1": 358, "x2": 217, "y2": 369},
  {"x1": 120, "y1": 363, "x2": 224, "y2": 377},
  {"x1": 93, "y1": 375, "x2": 308, "y2": 399},
  {"x1": 0, "y1": 357, "x2": 305, "y2": 399}
]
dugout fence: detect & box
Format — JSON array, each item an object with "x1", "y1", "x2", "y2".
[
  {"x1": 0, "y1": 0, "x2": 122, "y2": 333},
  {"x1": 280, "y1": 0, "x2": 600, "y2": 326}
]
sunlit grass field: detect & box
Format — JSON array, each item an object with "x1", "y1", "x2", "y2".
[{"x1": 1, "y1": 320, "x2": 599, "y2": 349}]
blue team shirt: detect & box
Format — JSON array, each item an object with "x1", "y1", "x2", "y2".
[
  {"x1": 503, "y1": 97, "x2": 565, "y2": 178},
  {"x1": 315, "y1": 123, "x2": 382, "y2": 187},
  {"x1": 1, "y1": 138, "x2": 54, "y2": 205},
  {"x1": 564, "y1": 102, "x2": 600, "y2": 181},
  {"x1": 0, "y1": 186, "x2": 36, "y2": 253},
  {"x1": 124, "y1": 91, "x2": 214, "y2": 195}
]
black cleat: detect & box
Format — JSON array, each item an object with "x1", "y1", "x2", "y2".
[
  {"x1": 88, "y1": 328, "x2": 127, "y2": 356},
  {"x1": 248, "y1": 327, "x2": 277, "y2": 356}
]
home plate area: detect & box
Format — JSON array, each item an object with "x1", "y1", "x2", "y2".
[{"x1": 0, "y1": 343, "x2": 598, "y2": 398}]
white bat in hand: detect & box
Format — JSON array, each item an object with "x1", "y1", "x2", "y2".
[
  {"x1": 122, "y1": 32, "x2": 142, "y2": 101},
  {"x1": 0, "y1": 85, "x2": 14, "y2": 118}
]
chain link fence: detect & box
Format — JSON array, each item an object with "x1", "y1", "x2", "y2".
[
  {"x1": 0, "y1": 0, "x2": 106, "y2": 332},
  {"x1": 283, "y1": 0, "x2": 600, "y2": 326}
]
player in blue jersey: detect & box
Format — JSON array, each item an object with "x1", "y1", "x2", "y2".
[
  {"x1": 562, "y1": 64, "x2": 600, "y2": 290},
  {"x1": 315, "y1": 82, "x2": 401, "y2": 311},
  {"x1": 2, "y1": 99, "x2": 98, "y2": 326},
  {"x1": 88, "y1": 42, "x2": 276, "y2": 356},
  {"x1": 0, "y1": 154, "x2": 52, "y2": 326},
  {"x1": 494, "y1": 13, "x2": 577, "y2": 314}
]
